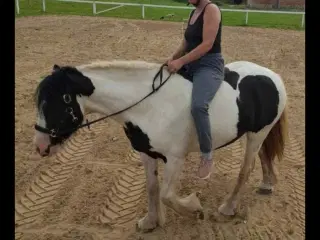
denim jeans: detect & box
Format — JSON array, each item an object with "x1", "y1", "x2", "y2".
[{"x1": 181, "y1": 53, "x2": 225, "y2": 158}]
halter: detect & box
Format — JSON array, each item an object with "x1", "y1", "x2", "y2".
[{"x1": 34, "y1": 63, "x2": 172, "y2": 139}]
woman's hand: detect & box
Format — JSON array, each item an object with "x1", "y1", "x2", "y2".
[
  {"x1": 164, "y1": 57, "x2": 173, "y2": 65},
  {"x1": 167, "y1": 58, "x2": 184, "y2": 73}
]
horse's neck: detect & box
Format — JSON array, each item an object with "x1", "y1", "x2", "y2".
[{"x1": 79, "y1": 66, "x2": 164, "y2": 122}]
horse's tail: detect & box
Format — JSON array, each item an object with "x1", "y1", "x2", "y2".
[{"x1": 262, "y1": 105, "x2": 289, "y2": 162}]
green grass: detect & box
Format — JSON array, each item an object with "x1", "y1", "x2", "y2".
[{"x1": 15, "y1": 0, "x2": 304, "y2": 30}]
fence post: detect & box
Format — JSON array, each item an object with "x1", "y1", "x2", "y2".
[
  {"x1": 16, "y1": 0, "x2": 20, "y2": 14},
  {"x1": 142, "y1": 5, "x2": 145, "y2": 19},
  {"x1": 301, "y1": 13, "x2": 305, "y2": 28},
  {"x1": 245, "y1": 10, "x2": 249, "y2": 25},
  {"x1": 93, "y1": 1, "x2": 96, "y2": 15},
  {"x1": 42, "y1": 0, "x2": 46, "y2": 12}
]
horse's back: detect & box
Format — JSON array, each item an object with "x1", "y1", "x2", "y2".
[{"x1": 225, "y1": 61, "x2": 285, "y2": 88}]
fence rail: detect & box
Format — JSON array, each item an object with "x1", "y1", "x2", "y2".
[
  {"x1": 15, "y1": 0, "x2": 305, "y2": 28},
  {"x1": 16, "y1": 0, "x2": 20, "y2": 15}
]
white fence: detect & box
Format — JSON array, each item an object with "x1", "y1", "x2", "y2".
[{"x1": 15, "y1": 0, "x2": 305, "y2": 28}]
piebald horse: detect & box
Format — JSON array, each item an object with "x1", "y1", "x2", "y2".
[{"x1": 33, "y1": 60, "x2": 288, "y2": 231}]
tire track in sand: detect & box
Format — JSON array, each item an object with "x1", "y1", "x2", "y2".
[
  {"x1": 285, "y1": 135, "x2": 305, "y2": 237},
  {"x1": 15, "y1": 232, "x2": 23, "y2": 240},
  {"x1": 215, "y1": 138, "x2": 245, "y2": 176},
  {"x1": 209, "y1": 219, "x2": 295, "y2": 240},
  {"x1": 98, "y1": 150, "x2": 146, "y2": 239},
  {"x1": 15, "y1": 114, "x2": 108, "y2": 238}
]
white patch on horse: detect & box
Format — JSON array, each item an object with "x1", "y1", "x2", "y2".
[
  {"x1": 34, "y1": 100, "x2": 61, "y2": 156},
  {"x1": 36, "y1": 100, "x2": 46, "y2": 127},
  {"x1": 77, "y1": 60, "x2": 241, "y2": 157}
]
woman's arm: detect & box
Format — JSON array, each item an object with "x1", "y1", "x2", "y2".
[{"x1": 179, "y1": 4, "x2": 221, "y2": 65}]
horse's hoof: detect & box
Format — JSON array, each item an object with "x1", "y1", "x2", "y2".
[
  {"x1": 257, "y1": 188, "x2": 273, "y2": 195},
  {"x1": 136, "y1": 215, "x2": 157, "y2": 233},
  {"x1": 218, "y1": 203, "x2": 236, "y2": 216},
  {"x1": 257, "y1": 183, "x2": 273, "y2": 195},
  {"x1": 136, "y1": 222, "x2": 157, "y2": 233}
]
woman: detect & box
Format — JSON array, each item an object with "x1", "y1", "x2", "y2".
[{"x1": 166, "y1": 0, "x2": 224, "y2": 179}]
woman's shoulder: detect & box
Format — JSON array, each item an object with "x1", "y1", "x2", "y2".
[
  {"x1": 203, "y1": 2, "x2": 221, "y2": 18},
  {"x1": 205, "y1": 3, "x2": 221, "y2": 13}
]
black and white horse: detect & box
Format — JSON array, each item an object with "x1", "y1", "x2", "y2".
[{"x1": 33, "y1": 60, "x2": 288, "y2": 231}]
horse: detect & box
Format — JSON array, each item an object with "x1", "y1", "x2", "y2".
[{"x1": 33, "y1": 59, "x2": 288, "y2": 232}]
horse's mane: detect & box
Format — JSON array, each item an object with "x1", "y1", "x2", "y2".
[
  {"x1": 34, "y1": 60, "x2": 163, "y2": 111},
  {"x1": 77, "y1": 60, "x2": 161, "y2": 71}
]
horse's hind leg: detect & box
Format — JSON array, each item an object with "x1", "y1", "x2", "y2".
[
  {"x1": 218, "y1": 129, "x2": 270, "y2": 216},
  {"x1": 257, "y1": 145, "x2": 278, "y2": 195}
]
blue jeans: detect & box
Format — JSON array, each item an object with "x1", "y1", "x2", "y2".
[{"x1": 180, "y1": 53, "x2": 225, "y2": 158}]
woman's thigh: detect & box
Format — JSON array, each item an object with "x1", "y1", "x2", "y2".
[{"x1": 191, "y1": 54, "x2": 225, "y2": 108}]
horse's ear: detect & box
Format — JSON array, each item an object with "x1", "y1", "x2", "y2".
[
  {"x1": 52, "y1": 64, "x2": 60, "y2": 72},
  {"x1": 67, "y1": 72, "x2": 95, "y2": 97}
]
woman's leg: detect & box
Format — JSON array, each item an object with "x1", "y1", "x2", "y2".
[{"x1": 191, "y1": 54, "x2": 224, "y2": 179}]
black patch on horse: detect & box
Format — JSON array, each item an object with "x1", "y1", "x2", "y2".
[
  {"x1": 123, "y1": 122, "x2": 167, "y2": 163},
  {"x1": 236, "y1": 75, "x2": 279, "y2": 134},
  {"x1": 224, "y1": 67, "x2": 240, "y2": 90},
  {"x1": 34, "y1": 64, "x2": 95, "y2": 144}
]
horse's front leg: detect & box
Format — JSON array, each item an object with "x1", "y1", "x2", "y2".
[
  {"x1": 160, "y1": 156, "x2": 204, "y2": 218},
  {"x1": 137, "y1": 152, "x2": 165, "y2": 232}
]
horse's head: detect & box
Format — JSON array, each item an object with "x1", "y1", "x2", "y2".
[{"x1": 33, "y1": 64, "x2": 95, "y2": 157}]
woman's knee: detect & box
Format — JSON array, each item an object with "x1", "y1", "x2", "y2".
[{"x1": 191, "y1": 102, "x2": 209, "y2": 116}]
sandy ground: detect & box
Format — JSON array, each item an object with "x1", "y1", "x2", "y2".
[{"x1": 15, "y1": 16, "x2": 305, "y2": 240}]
